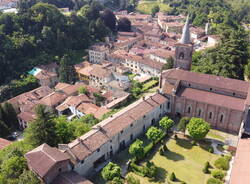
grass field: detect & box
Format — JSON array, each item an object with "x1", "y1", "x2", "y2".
[
  {"x1": 91, "y1": 136, "x2": 220, "y2": 184},
  {"x1": 142, "y1": 80, "x2": 158, "y2": 91},
  {"x1": 136, "y1": 1, "x2": 171, "y2": 14},
  {"x1": 129, "y1": 137, "x2": 220, "y2": 184}
]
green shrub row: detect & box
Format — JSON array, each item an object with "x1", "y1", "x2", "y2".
[{"x1": 129, "y1": 161, "x2": 157, "y2": 178}]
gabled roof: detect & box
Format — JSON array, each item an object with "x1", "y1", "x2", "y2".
[
  {"x1": 66, "y1": 93, "x2": 167, "y2": 161},
  {"x1": 25, "y1": 143, "x2": 70, "y2": 178},
  {"x1": 162, "y1": 68, "x2": 250, "y2": 94}
]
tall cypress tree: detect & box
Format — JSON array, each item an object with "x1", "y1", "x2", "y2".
[{"x1": 24, "y1": 104, "x2": 58, "y2": 147}]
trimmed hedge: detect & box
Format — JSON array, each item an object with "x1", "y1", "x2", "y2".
[
  {"x1": 211, "y1": 169, "x2": 225, "y2": 180},
  {"x1": 129, "y1": 161, "x2": 157, "y2": 178},
  {"x1": 207, "y1": 178, "x2": 223, "y2": 184},
  {"x1": 214, "y1": 157, "x2": 230, "y2": 170}
]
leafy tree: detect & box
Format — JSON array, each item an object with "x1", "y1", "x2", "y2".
[
  {"x1": 71, "y1": 121, "x2": 91, "y2": 137},
  {"x1": 24, "y1": 104, "x2": 58, "y2": 147},
  {"x1": 80, "y1": 114, "x2": 99, "y2": 126},
  {"x1": 187, "y1": 118, "x2": 210, "y2": 140},
  {"x1": 101, "y1": 162, "x2": 121, "y2": 181},
  {"x1": 54, "y1": 116, "x2": 75, "y2": 144},
  {"x1": 159, "y1": 116, "x2": 174, "y2": 133},
  {"x1": 59, "y1": 53, "x2": 77, "y2": 83},
  {"x1": 177, "y1": 117, "x2": 190, "y2": 135},
  {"x1": 0, "y1": 156, "x2": 27, "y2": 183},
  {"x1": 146, "y1": 126, "x2": 164, "y2": 144},
  {"x1": 78, "y1": 86, "x2": 88, "y2": 94},
  {"x1": 101, "y1": 8, "x2": 116, "y2": 31},
  {"x1": 117, "y1": 17, "x2": 131, "y2": 32},
  {"x1": 151, "y1": 5, "x2": 160, "y2": 17},
  {"x1": 162, "y1": 57, "x2": 174, "y2": 70},
  {"x1": 18, "y1": 170, "x2": 41, "y2": 184},
  {"x1": 129, "y1": 139, "x2": 144, "y2": 161}
]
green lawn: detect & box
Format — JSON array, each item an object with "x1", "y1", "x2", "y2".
[
  {"x1": 206, "y1": 129, "x2": 226, "y2": 142},
  {"x1": 136, "y1": 2, "x2": 171, "y2": 14},
  {"x1": 127, "y1": 137, "x2": 220, "y2": 184},
  {"x1": 142, "y1": 80, "x2": 158, "y2": 91},
  {"x1": 91, "y1": 136, "x2": 220, "y2": 184}
]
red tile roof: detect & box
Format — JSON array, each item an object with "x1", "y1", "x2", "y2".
[
  {"x1": 25, "y1": 143, "x2": 70, "y2": 178},
  {"x1": 0, "y1": 138, "x2": 12, "y2": 150},
  {"x1": 67, "y1": 93, "x2": 167, "y2": 161},
  {"x1": 52, "y1": 171, "x2": 93, "y2": 184},
  {"x1": 162, "y1": 69, "x2": 250, "y2": 94},
  {"x1": 230, "y1": 138, "x2": 250, "y2": 184},
  {"x1": 178, "y1": 87, "x2": 245, "y2": 111}
]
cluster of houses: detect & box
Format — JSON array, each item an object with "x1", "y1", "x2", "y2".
[{"x1": 6, "y1": 11, "x2": 250, "y2": 184}]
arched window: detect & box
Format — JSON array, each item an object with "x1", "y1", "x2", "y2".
[
  {"x1": 179, "y1": 52, "x2": 185, "y2": 59},
  {"x1": 151, "y1": 119, "x2": 155, "y2": 125},
  {"x1": 209, "y1": 112, "x2": 213, "y2": 119},
  {"x1": 220, "y1": 114, "x2": 224, "y2": 123},
  {"x1": 187, "y1": 106, "x2": 191, "y2": 114}
]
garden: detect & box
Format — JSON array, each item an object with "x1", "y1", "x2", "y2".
[{"x1": 92, "y1": 117, "x2": 233, "y2": 184}]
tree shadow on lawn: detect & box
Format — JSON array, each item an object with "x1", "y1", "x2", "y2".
[
  {"x1": 163, "y1": 149, "x2": 185, "y2": 161},
  {"x1": 175, "y1": 136, "x2": 193, "y2": 150},
  {"x1": 149, "y1": 166, "x2": 167, "y2": 183}
]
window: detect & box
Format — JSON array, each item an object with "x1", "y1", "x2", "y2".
[
  {"x1": 130, "y1": 124, "x2": 133, "y2": 127},
  {"x1": 167, "y1": 102, "x2": 170, "y2": 109},
  {"x1": 81, "y1": 160, "x2": 84, "y2": 164},
  {"x1": 188, "y1": 84, "x2": 191, "y2": 87},
  {"x1": 143, "y1": 125, "x2": 146, "y2": 131},
  {"x1": 160, "y1": 104, "x2": 162, "y2": 109},
  {"x1": 58, "y1": 168, "x2": 62, "y2": 172},
  {"x1": 110, "y1": 140, "x2": 112, "y2": 143},
  {"x1": 220, "y1": 114, "x2": 224, "y2": 123},
  {"x1": 143, "y1": 115, "x2": 146, "y2": 119},
  {"x1": 130, "y1": 134, "x2": 133, "y2": 141},
  {"x1": 187, "y1": 106, "x2": 191, "y2": 114},
  {"x1": 179, "y1": 52, "x2": 184, "y2": 59},
  {"x1": 209, "y1": 112, "x2": 213, "y2": 119},
  {"x1": 198, "y1": 109, "x2": 202, "y2": 117},
  {"x1": 210, "y1": 88, "x2": 212, "y2": 91},
  {"x1": 120, "y1": 130, "x2": 123, "y2": 134},
  {"x1": 233, "y1": 92, "x2": 235, "y2": 96},
  {"x1": 97, "y1": 148, "x2": 100, "y2": 152},
  {"x1": 110, "y1": 146, "x2": 112, "y2": 150}
]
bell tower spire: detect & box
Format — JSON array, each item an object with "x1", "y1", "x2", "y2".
[
  {"x1": 179, "y1": 15, "x2": 191, "y2": 44},
  {"x1": 173, "y1": 14, "x2": 193, "y2": 71}
]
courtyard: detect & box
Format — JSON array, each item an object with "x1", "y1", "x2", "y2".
[{"x1": 90, "y1": 128, "x2": 235, "y2": 184}]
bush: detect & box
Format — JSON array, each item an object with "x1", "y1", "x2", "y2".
[
  {"x1": 129, "y1": 162, "x2": 146, "y2": 177},
  {"x1": 143, "y1": 142, "x2": 154, "y2": 157},
  {"x1": 207, "y1": 177, "x2": 223, "y2": 184},
  {"x1": 224, "y1": 154, "x2": 232, "y2": 161},
  {"x1": 145, "y1": 161, "x2": 157, "y2": 178},
  {"x1": 191, "y1": 140, "x2": 196, "y2": 145},
  {"x1": 208, "y1": 146, "x2": 214, "y2": 153},
  {"x1": 126, "y1": 175, "x2": 140, "y2": 184},
  {"x1": 214, "y1": 157, "x2": 229, "y2": 170},
  {"x1": 169, "y1": 172, "x2": 176, "y2": 181},
  {"x1": 203, "y1": 163, "x2": 209, "y2": 174},
  {"x1": 211, "y1": 169, "x2": 225, "y2": 180}
]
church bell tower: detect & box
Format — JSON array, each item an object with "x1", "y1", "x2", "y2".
[{"x1": 174, "y1": 15, "x2": 193, "y2": 71}]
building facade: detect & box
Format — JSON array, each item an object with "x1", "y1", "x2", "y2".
[{"x1": 160, "y1": 68, "x2": 250, "y2": 133}]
